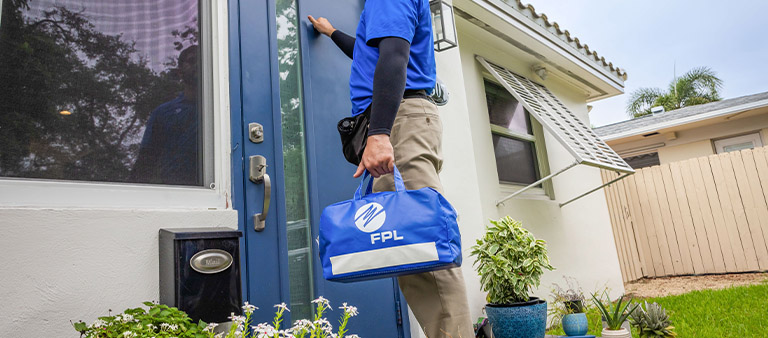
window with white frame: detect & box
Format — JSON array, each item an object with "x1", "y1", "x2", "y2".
[
  {"x1": 483, "y1": 79, "x2": 551, "y2": 190},
  {"x1": 0, "y1": 0, "x2": 213, "y2": 187},
  {"x1": 713, "y1": 132, "x2": 764, "y2": 154}
]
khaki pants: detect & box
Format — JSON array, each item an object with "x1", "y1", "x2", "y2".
[{"x1": 373, "y1": 98, "x2": 474, "y2": 338}]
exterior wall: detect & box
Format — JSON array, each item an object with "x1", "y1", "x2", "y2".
[
  {"x1": 408, "y1": 16, "x2": 626, "y2": 337},
  {"x1": 0, "y1": 208, "x2": 238, "y2": 337},
  {"x1": 608, "y1": 113, "x2": 768, "y2": 164},
  {"x1": 658, "y1": 140, "x2": 714, "y2": 163},
  {"x1": 0, "y1": 1, "x2": 236, "y2": 335}
]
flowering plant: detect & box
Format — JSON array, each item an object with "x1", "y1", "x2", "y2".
[
  {"x1": 207, "y1": 297, "x2": 360, "y2": 338},
  {"x1": 72, "y1": 301, "x2": 207, "y2": 338},
  {"x1": 74, "y1": 298, "x2": 360, "y2": 338}
]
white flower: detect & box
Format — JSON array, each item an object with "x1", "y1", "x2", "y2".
[
  {"x1": 274, "y1": 302, "x2": 291, "y2": 312},
  {"x1": 242, "y1": 302, "x2": 258, "y2": 315},
  {"x1": 229, "y1": 313, "x2": 246, "y2": 324},
  {"x1": 292, "y1": 319, "x2": 314, "y2": 330},
  {"x1": 159, "y1": 323, "x2": 178, "y2": 331},
  {"x1": 347, "y1": 335, "x2": 361, "y2": 338},
  {"x1": 253, "y1": 323, "x2": 278, "y2": 338},
  {"x1": 122, "y1": 331, "x2": 137, "y2": 338},
  {"x1": 90, "y1": 319, "x2": 107, "y2": 328},
  {"x1": 339, "y1": 303, "x2": 359, "y2": 317},
  {"x1": 203, "y1": 322, "x2": 219, "y2": 333},
  {"x1": 311, "y1": 296, "x2": 331, "y2": 309},
  {"x1": 313, "y1": 318, "x2": 333, "y2": 333}
]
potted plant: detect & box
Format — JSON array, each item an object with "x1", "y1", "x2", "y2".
[
  {"x1": 591, "y1": 293, "x2": 638, "y2": 338},
  {"x1": 549, "y1": 277, "x2": 588, "y2": 336},
  {"x1": 630, "y1": 301, "x2": 677, "y2": 338},
  {"x1": 471, "y1": 216, "x2": 554, "y2": 338}
]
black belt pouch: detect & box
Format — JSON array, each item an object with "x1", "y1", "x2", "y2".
[{"x1": 337, "y1": 105, "x2": 371, "y2": 166}]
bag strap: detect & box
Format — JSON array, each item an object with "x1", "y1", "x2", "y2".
[{"x1": 353, "y1": 165, "x2": 406, "y2": 200}]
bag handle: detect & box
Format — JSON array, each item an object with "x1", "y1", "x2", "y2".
[{"x1": 353, "y1": 165, "x2": 406, "y2": 200}]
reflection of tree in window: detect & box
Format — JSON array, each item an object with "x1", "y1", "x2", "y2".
[
  {"x1": 275, "y1": 0, "x2": 314, "y2": 320},
  {"x1": 0, "y1": 0, "x2": 201, "y2": 185}
]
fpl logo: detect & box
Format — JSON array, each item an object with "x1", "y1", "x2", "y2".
[{"x1": 354, "y1": 203, "x2": 403, "y2": 244}]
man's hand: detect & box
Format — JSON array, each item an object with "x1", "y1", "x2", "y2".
[
  {"x1": 354, "y1": 134, "x2": 395, "y2": 178},
  {"x1": 308, "y1": 15, "x2": 336, "y2": 37}
]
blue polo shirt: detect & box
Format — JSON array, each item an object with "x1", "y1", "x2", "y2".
[
  {"x1": 138, "y1": 93, "x2": 200, "y2": 185},
  {"x1": 349, "y1": 0, "x2": 436, "y2": 116}
]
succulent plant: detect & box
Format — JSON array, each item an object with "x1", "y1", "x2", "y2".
[
  {"x1": 630, "y1": 301, "x2": 677, "y2": 338},
  {"x1": 591, "y1": 292, "x2": 638, "y2": 330}
]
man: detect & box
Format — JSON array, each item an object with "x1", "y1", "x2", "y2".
[
  {"x1": 308, "y1": 1, "x2": 473, "y2": 336},
  {"x1": 132, "y1": 45, "x2": 201, "y2": 186}
]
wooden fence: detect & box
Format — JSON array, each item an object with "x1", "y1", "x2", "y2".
[{"x1": 601, "y1": 146, "x2": 768, "y2": 282}]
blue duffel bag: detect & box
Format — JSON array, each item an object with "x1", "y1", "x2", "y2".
[{"x1": 319, "y1": 166, "x2": 462, "y2": 282}]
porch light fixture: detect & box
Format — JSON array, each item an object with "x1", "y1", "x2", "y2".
[{"x1": 430, "y1": 0, "x2": 458, "y2": 52}]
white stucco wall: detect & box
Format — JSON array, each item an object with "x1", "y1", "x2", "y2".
[
  {"x1": 456, "y1": 26, "x2": 625, "y2": 298},
  {"x1": 410, "y1": 16, "x2": 625, "y2": 337},
  {"x1": 0, "y1": 208, "x2": 238, "y2": 337}
]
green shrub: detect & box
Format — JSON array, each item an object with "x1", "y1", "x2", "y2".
[
  {"x1": 72, "y1": 301, "x2": 207, "y2": 338},
  {"x1": 471, "y1": 216, "x2": 554, "y2": 304}
]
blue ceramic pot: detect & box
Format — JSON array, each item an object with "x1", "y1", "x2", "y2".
[
  {"x1": 562, "y1": 313, "x2": 588, "y2": 336},
  {"x1": 485, "y1": 298, "x2": 547, "y2": 338}
]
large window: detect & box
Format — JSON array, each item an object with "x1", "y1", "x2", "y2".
[
  {"x1": 484, "y1": 79, "x2": 541, "y2": 185},
  {"x1": 0, "y1": 0, "x2": 211, "y2": 187}
]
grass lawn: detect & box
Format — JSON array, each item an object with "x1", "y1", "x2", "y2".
[{"x1": 547, "y1": 281, "x2": 768, "y2": 337}]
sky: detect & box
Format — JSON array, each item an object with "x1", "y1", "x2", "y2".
[{"x1": 526, "y1": 0, "x2": 768, "y2": 127}]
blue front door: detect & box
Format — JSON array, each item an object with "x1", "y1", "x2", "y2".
[{"x1": 229, "y1": 0, "x2": 409, "y2": 336}]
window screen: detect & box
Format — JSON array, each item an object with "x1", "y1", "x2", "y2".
[{"x1": 0, "y1": 0, "x2": 206, "y2": 186}]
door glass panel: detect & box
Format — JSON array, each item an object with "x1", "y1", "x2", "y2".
[
  {"x1": 0, "y1": 0, "x2": 207, "y2": 186},
  {"x1": 276, "y1": 0, "x2": 313, "y2": 320}
]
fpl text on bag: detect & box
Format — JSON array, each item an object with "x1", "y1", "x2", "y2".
[{"x1": 371, "y1": 230, "x2": 404, "y2": 244}]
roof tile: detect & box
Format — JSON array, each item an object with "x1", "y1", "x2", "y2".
[{"x1": 504, "y1": 0, "x2": 628, "y2": 80}]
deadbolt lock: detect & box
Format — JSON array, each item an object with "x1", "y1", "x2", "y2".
[{"x1": 249, "y1": 123, "x2": 264, "y2": 143}]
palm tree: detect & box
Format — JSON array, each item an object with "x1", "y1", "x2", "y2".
[{"x1": 626, "y1": 67, "x2": 723, "y2": 118}]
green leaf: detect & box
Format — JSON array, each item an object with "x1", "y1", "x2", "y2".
[
  {"x1": 488, "y1": 244, "x2": 499, "y2": 255},
  {"x1": 73, "y1": 321, "x2": 88, "y2": 332}
]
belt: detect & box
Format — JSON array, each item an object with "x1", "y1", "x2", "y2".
[{"x1": 403, "y1": 89, "x2": 434, "y2": 104}]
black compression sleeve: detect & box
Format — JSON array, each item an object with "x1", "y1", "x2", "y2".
[
  {"x1": 330, "y1": 30, "x2": 355, "y2": 59},
  {"x1": 368, "y1": 37, "x2": 410, "y2": 136}
]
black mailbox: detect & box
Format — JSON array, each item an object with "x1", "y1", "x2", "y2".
[{"x1": 159, "y1": 228, "x2": 243, "y2": 323}]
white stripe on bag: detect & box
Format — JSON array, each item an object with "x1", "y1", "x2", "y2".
[{"x1": 330, "y1": 242, "x2": 440, "y2": 275}]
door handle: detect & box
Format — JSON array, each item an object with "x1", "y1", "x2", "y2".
[{"x1": 249, "y1": 155, "x2": 271, "y2": 232}]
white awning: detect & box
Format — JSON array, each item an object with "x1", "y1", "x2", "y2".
[{"x1": 476, "y1": 56, "x2": 634, "y2": 207}]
